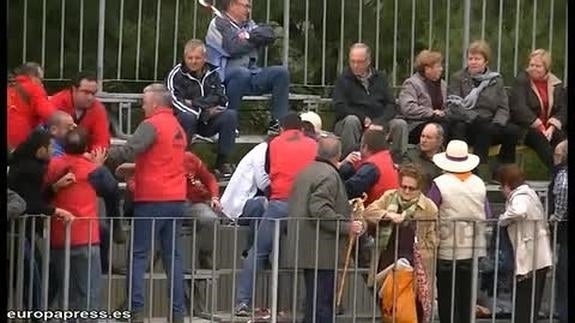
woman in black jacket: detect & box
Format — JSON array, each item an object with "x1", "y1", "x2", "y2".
[
  {"x1": 509, "y1": 49, "x2": 567, "y2": 169},
  {"x1": 7, "y1": 129, "x2": 74, "y2": 311}
]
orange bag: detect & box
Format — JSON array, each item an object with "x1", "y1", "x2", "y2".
[{"x1": 380, "y1": 268, "x2": 418, "y2": 323}]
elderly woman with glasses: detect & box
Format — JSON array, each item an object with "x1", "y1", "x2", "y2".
[{"x1": 363, "y1": 163, "x2": 439, "y2": 323}]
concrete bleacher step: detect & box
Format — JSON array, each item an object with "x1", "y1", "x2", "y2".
[{"x1": 111, "y1": 135, "x2": 265, "y2": 147}]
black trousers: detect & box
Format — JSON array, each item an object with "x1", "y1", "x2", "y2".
[
  {"x1": 303, "y1": 269, "x2": 336, "y2": 323},
  {"x1": 522, "y1": 127, "x2": 565, "y2": 170},
  {"x1": 513, "y1": 268, "x2": 548, "y2": 323},
  {"x1": 450, "y1": 118, "x2": 521, "y2": 164},
  {"x1": 436, "y1": 259, "x2": 473, "y2": 323}
]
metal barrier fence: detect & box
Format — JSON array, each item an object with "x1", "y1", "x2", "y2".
[
  {"x1": 7, "y1": 213, "x2": 566, "y2": 322},
  {"x1": 7, "y1": 0, "x2": 568, "y2": 92}
]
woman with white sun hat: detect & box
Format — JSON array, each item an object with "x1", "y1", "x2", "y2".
[{"x1": 427, "y1": 139, "x2": 489, "y2": 323}]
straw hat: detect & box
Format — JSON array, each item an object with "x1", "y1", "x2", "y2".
[{"x1": 432, "y1": 140, "x2": 480, "y2": 173}]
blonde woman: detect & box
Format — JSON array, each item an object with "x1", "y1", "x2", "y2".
[
  {"x1": 363, "y1": 163, "x2": 438, "y2": 323},
  {"x1": 509, "y1": 49, "x2": 567, "y2": 169}
]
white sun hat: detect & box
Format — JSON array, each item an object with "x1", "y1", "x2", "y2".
[{"x1": 432, "y1": 140, "x2": 480, "y2": 173}]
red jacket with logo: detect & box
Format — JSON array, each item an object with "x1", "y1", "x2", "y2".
[
  {"x1": 133, "y1": 108, "x2": 188, "y2": 202},
  {"x1": 7, "y1": 75, "x2": 56, "y2": 149},
  {"x1": 358, "y1": 150, "x2": 399, "y2": 205},
  {"x1": 268, "y1": 129, "x2": 318, "y2": 200},
  {"x1": 50, "y1": 89, "x2": 111, "y2": 150},
  {"x1": 44, "y1": 154, "x2": 99, "y2": 248}
]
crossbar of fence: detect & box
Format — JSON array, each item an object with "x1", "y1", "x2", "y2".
[
  {"x1": 6, "y1": 210, "x2": 566, "y2": 322},
  {"x1": 8, "y1": 0, "x2": 568, "y2": 91}
]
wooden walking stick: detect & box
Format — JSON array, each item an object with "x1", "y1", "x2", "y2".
[{"x1": 336, "y1": 193, "x2": 368, "y2": 308}]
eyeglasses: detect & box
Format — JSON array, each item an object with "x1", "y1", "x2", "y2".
[{"x1": 400, "y1": 185, "x2": 419, "y2": 192}]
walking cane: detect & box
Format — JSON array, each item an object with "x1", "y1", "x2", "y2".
[{"x1": 336, "y1": 193, "x2": 367, "y2": 308}]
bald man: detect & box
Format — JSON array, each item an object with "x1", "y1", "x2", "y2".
[
  {"x1": 46, "y1": 111, "x2": 76, "y2": 157},
  {"x1": 402, "y1": 122, "x2": 444, "y2": 191},
  {"x1": 285, "y1": 134, "x2": 364, "y2": 323},
  {"x1": 332, "y1": 43, "x2": 408, "y2": 160}
]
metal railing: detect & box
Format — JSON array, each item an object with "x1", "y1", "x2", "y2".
[
  {"x1": 7, "y1": 211, "x2": 566, "y2": 322},
  {"x1": 7, "y1": 0, "x2": 568, "y2": 93}
]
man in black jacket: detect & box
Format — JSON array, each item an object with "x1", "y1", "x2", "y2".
[
  {"x1": 166, "y1": 38, "x2": 238, "y2": 179},
  {"x1": 332, "y1": 43, "x2": 408, "y2": 160}
]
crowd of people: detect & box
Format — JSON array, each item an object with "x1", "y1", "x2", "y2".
[{"x1": 6, "y1": 0, "x2": 569, "y2": 323}]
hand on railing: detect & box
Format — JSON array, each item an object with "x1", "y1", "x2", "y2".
[
  {"x1": 350, "y1": 220, "x2": 365, "y2": 236},
  {"x1": 54, "y1": 207, "x2": 75, "y2": 223},
  {"x1": 210, "y1": 197, "x2": 223, "y2": 213},
  {"x1": 384, "y1": 211, "x2": 406, "y2": 224}
]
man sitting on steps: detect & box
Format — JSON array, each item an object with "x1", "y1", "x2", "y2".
[
  {"x1": 166, "y1": 38, "x2": 238, "y2": 179},
  {"x1": 205, "y1": 0, "x2": 289, "y2": 134}
]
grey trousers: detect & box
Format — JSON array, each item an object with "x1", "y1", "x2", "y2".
[
  {"x1": 52, "y1": 245, "x2": 102, "y2": 318},
  {"x1": 184, "y1": 202, "x2": 219, "y2": 257},
  {"x1": 333, "y1": 115, "x2": 408, "y2": 159}
]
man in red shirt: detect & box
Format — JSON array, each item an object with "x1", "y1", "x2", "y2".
[
  {"x1": 235, "y1": 113, "x2": 318, "y2": 316},
  {"x1": 7, "y1": 62, "x2": 56, "y2": 150},
  {"x1": 107, "y1": 83, "x2": 188, "y2": 323},
  {"x1": 50, "y1": 72, "x2": 111, "y2": 151}
]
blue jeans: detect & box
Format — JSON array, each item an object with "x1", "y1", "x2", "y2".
[
  {"x1": 224, "y1": 66, "x2": 290, "y2": 121},
  {"x1": 51, "y1": 245, "x2": 102, "y2": 313},
  {"x1": 304, "y1": 269, "x2": 336, "y2": 323},
  {"x1": 235, "y1": 199, "x2": 288, "y2": 306},
  {"x1": 238, "y1": 196, "x2": 268, "y2": 252},
  {"x1": 177, "y1": 109, "x2": 238, "y2": 157},
  {"x1": 128, "y1": 202, "x2": 186, "y2": 315}
]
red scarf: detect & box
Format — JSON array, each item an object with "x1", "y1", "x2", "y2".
[{"x1": 533, "y1": 78, "x2": 549, "y2": 125}]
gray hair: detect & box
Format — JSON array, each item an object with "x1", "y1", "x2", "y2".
[
  {"x1": 317, "y1": 134, "x2": 342, "y2": 161},
  {"x1": 143, "y1": 83, "x2": 172, "y2": 106},
  {"x1": 426, "y1": 122, "x2": 445, "y2": 145},
  {"x1": 349, "y1": 43, "x2": 372, "y2": 61},
  {"x1": 183, "y1": 39, "x2": 207, "y2": 56}
]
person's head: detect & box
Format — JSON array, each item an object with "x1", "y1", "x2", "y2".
[
  {"x1": 300, "y1": 111, "x2": 322, "y2": 134},
  {"x1": 302, "y1": 121, "x2": 317, "y2": 139},
  {"x1": 398, "y1": 163, "x2": 425, "y2": 201},
  {"x1": 527, "y1": 49, "x2": 552, "y2": 81},
  {"x1": 553, "y1": 140, "x2": 568, "y2": 166},
  {"x1": 183, "y1": 39, "x2": 207, "y2": 73},
  {"x1": 223, "y1": 0, "x2": 251, "y2": 23},
  {"x1": 71, "y1": 71, "x2": 98, "y2": 110},
  {"x1": 360, "y1": 128, "x2": 389, "y2": 158},
  {"x1": 12, "y1": 62, "x2": 44, "y2": 85},
  {"x1": 317, "y1": 134, "x2": 342, "y2": 166},
  {"x1": 63, "y1": 128, "x2": 89, "y2": 155},
  {"x1": 466, "y1": 40, "x2": 491, "y2": 75},
  {"x1": 47, "y1": 111, "x2": 76, "y2": 140},
  {"x1": 348, "y1": 43, "x2": 372, "y2": 77},
  {"x1": 142, "y1": 83, "x2": 172, "y2": 117},
  {"x1": 495, "y1": 164, "x2": 526, "y2": 198},
  {"x1": 419, "y1": 123, "x2": 444, "y2": 156},
  {"x1": 11, "y1": 129, "x2": 53, "y2": 163},
  {"x1": 279, "y1": 112, "x2": 302, "y2": 131},
  {"x1": 415, "y1": 50, "x2": 443, "y2": 81}
]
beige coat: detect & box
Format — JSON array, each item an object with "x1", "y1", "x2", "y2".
[
  {"x1": 499, "y1": 184, "x2": 553, "y2": 277},
  {"x1": 362, "y1": 189, "x2": 439, "y2": 291}
]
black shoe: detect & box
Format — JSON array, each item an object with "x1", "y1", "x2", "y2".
[
  {"x1": 267, "y1": 119, "x2": 280, "y2": 135},
  {"x1": 216, "y1": 163, "x2": 235, "y2": 180}
]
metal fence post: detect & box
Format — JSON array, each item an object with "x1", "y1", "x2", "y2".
[
  {"x1": 462, "y1": 0, "x2": 471, "y2": 67},
  {"x1": 282, "y1": 0, "x2": 289, "y2": 67},
  {"x1": 97, "y1": 0, "x2": 106, "y2": 91},
  {"x1": 270, "y1": 219, "x2": 281, "y2": 323}
]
